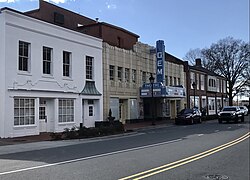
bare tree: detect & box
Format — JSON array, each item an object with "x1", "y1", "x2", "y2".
[
  {"x1": 183, "y1": 48, "x2": 204, "y2": 65},
  {"x1": 201, "y1": 37, "x2": 250, "y2": 105}
]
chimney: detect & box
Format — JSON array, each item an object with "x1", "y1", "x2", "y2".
[
  {"x1": 195, "y1": 58, "x2": 202, "y2": 66},
  {"x1": 95, "y1": 18, "x2": 99, "y2": 23}
]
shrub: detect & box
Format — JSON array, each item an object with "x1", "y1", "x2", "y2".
[
  {"x1": 50, "y1": 132, "x2": 62, "y2": 140},
  {"x1": 50, "y1": 122, "x2": 125, "y2": 140},
  {"x1": 78, "y1": 127, "x2": 100, "y2": 138},
  {"x1": 62, "y1": 126, "x2": 79, "y2": 139}
]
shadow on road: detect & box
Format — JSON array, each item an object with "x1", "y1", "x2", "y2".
[{"x1": 0, "y1": 116, "x2": 249, "y2": 166}]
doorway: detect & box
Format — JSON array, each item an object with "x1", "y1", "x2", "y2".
[
  {"x1": 39, "y1": 99, "x2": 47, "y2": 132},
  {"x1": 119, "y1": 99, "x2": 127, "y2": 124}
]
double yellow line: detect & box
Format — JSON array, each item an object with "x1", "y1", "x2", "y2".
[{"x1": 119, "y1": 132, "x2": 250, "y2": 180}]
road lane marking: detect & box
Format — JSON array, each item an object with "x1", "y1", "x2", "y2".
[
  {"x1": 0, "y1": 139, "x2": 182, "y2": 176},
  {"x1": 119, "y1": 132, "x2": 250, "y2": 180},
  {"x1": 134, "y1": 135, "x2": 249, "y2": 180},
  {"x1": 215, "y1": 130, "x2": 220, "y2": 132},
  {"x1": 197, "y1": 134, "x2": 204, "y2": 137}
]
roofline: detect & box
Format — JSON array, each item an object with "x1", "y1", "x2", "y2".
[
  {"x1": 165, "y1": 52, "x2": 185, "y2": 64},
  {"x1": 1, "y1": 7, "x2": 23, "y2": 14},
  {"x1": 24, "y1": 0, "x2": 139, "y2": 38},
  {"x1": 25, "y1": 0, "x2": 96, "y2": 24},
  {"x1": 25, "y1": 8, "x2": 40, "y2": 14},
  {"x1": 0, "y1": 7, "x2": 102, "y2": 43},
  {"x1": 189, "y1": 65, "x2": 226, "y2": 79},
  {"x1": 79, "y1": 22, "x2": 140, "y2": 38}
]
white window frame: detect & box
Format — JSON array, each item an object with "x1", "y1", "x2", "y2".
[
  {"x1": 86, "y1": 56, "x2": 94, "y2": 80},
  {"x1": 88, "y1": 100, "x2": 94, "y2": 116},
  {"x1": 169, "y1": 76, "x2": 173, "y2": 86},
  {"x1": 200, "y1": 74, "x2": 205, "y2": 90},
  {"x1": 43, "y1": 46, "x2": 52, "y2": 75},
  {"x1": 109, "y1": 65, "x2": 115, "y2": 80},
  {"x1": 216, "y1": 79, "x2": 219, "y2": 92},
  {"x1": 89, "y1": 106, "x2": 94, "y2": 116},
  {"x1": 14, "y1": 98, "x2": 35, "y2": 126},
  {"x1": 142, "y1": 71, "x2": 146, "y2": 83},
  {"x1": 132, "y1": 69, "x2": 136, "y2": 83},
  {"x1": 196, "y1": 74, "x2": 200, "y2": 90},
  {"x1": 63, "y1": 51, "x2": 71, "y2": 77},
  {"x1": 208, "y1": 98, "x2": 215, "y2": 110},
  {"x1": 165, "y1": 75, "x2": 168, "y2": 86},
  {"x1": 177, "y1": 78, "x2": 181, "y2": 86},
  {"x1": 190, "y1": 72, "x2": 195, "y2": 89},
  {"x1": 223, "y1": 80, "x2": 227, "y2": 93},
  {"x1": 58, "y1": 99, "x2": 74, "y2": 123},
  {"x1": 18, "y1": 41, "x2": 30, "y2": 72},
  {"x1": 118, "y1": 67, "x2": 123, "y2": 81},
  {"x1": 125, "y1": 68, "x2": 130, "y2": 82}
]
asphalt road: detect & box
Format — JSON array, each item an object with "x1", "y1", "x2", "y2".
[{"x1": 0, "y1": 116, "x2": 249, "y2": 180}]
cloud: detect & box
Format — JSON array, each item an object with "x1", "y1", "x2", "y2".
[
  {"x1": 106, "y1": 3, "x2": 117, "y2": 9},
  {"x1": 105, "y1": 2, "x2": 117, "y2": 10},
  {"x1": 43, "y1": 0, "x2": 68, "y2": 4},
  {"x1": 0, "y1": 0, "x2": 74, "y2": 4},
  {"x1": 0, "y1": 0, "x2": 17, "y2": 3}
]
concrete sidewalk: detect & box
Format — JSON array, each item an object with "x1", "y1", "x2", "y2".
[{"x1": 0, "y1": 119, "x2": 174, "y2": 155}]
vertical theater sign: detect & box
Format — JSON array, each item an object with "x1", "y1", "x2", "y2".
[
  {"x1": 156, "y1": 40, "x2": 165, "y2": 84},
  {"x1": 140, "y1": 40, "x2": 186, "y2": 119}
]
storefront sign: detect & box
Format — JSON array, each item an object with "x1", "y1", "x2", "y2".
[
  {"x1": 156, "y1": 40, "x2": 165, "y2": 83},
  {"x1": 140, "y1": 84, "x2": 185, "y2": 98},
  {"x1": 140, "y1": 82, "x2": 164, "y2": 97},
  {"x1": 165, "y1": 86, "x2": 186, "y2": 97}
]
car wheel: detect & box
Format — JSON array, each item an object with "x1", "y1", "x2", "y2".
[
  {"x1": 241, "y1": 116, "x2": 244, "y2": 122},
  {"x1": 234, "y1": 118, "x2": 238, "y2": 123}
]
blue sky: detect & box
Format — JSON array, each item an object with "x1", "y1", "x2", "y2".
[{"x1": 0, "y1": 0, "x2": 249, "y2": 59}]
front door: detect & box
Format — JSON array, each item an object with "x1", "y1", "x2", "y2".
[
  {"x1": 119, "y1": 99, "x2": 126, "y2": 124},
  {"x1": 170, "y1": 100, "x2": 176, "y2": 119},
  {"x1": 39, "y1": 99, "x2": 47, "y2": 132}
]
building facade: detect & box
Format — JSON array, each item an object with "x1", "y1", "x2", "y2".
[
  {"x1": 139, "y1": 44, "x2": 187, "y2": 120},
  {"x1": 103, "y1": 41, "x2": 187, "y2": 122},
  {"x1": 103, "y1": 42, "x2": 151, "y2": 123},
  {"x1": 25, "y1": 1, "x2": 188, "y2": 123},
  {"x1": 25, "y1": 0, "x2": 140, "y2": 122},
  {"x1": 0, "y1": 1, "x2": 229, "y2": 139},
  {"x1": 186, "y1": 59, "x2": 228, "y2": 115},
  {"x1": 0, "y1": 8, "x2": 103, "y2": 138}
]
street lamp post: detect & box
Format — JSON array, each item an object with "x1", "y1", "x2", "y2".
[
  {"x1": 149, "y1": 73, "x2": 155, "y2": 125},
  {"x1": 192, "y1": 82, "x2": 197, "y2": 108}
]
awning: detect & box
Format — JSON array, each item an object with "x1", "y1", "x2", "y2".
[{"x1": 80, "y1": 81, "x2": 101, "y2": 95}]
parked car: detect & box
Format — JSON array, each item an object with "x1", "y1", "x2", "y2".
[
  {"x1": 175, "y1": 108, "x2": 202, "y2": 125},
  {"x1": 239, "y1": 106, "x2": 249, "y2": 116},
  {"x1": 218, "y1": 106, "x2": 244, "y2": 123}
]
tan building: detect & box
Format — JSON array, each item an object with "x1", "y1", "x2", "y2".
[
  {"x1": 103, "y1": 42, "x2": 155, "y2": 123},
  {"x1": 163, "y1": 53, "x2": 187, "y2": 119},
  {"x1": 103, "y1": 41, "x2": 187, "y2": 123}
]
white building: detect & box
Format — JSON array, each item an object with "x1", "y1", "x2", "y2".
[{"x1": 0, "y1": 8, "x2": 103, "y2": 138}]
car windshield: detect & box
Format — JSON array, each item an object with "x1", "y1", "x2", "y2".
[
  {"x1": 223, "y1": 107, "x2": 236, "y2": 111},
  {"x1": 240, "y1": 107, "x2": 245, "y2": 110},
  {"x1": 179, "y1": 109, "x2": 193, "y2": 114}
]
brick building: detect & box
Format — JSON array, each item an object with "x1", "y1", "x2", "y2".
[{"x1": 185, "y1": 59, "x2": 228, "y2": 115}]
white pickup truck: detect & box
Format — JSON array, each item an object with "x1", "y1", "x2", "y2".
[{"x1": 218, "y1": 106, "x2": 244, "y2": 123}]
